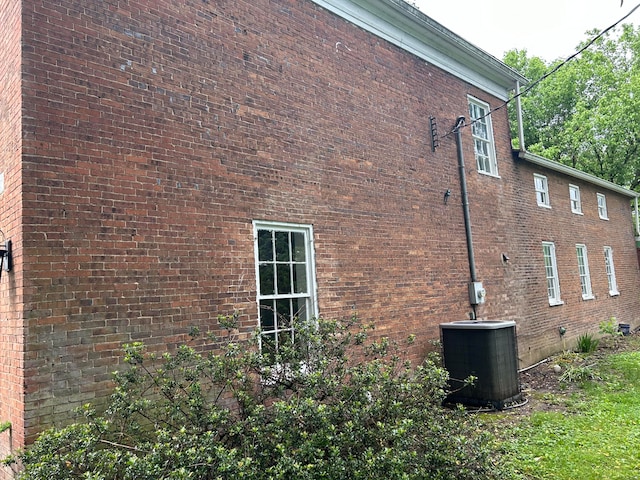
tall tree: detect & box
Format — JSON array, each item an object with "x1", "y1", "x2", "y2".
[{"x1": 504, "y1": 24, "x2": 640, "y2": 190}]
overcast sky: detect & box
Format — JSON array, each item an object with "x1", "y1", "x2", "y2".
[{"x1": 412, "y1": 0, "x2": 640, "y2": 61}]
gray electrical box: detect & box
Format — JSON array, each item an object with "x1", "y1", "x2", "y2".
[{"x1": 468, "y1": 281, "x2": 486, "y2": 304}]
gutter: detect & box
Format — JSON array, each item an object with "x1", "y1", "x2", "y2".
[
  {"x1": 309, "y1": 0, "x2": 528, "y2": 99},
  {"x1": 517, "y1": 150, "x2": 640, "y2": 199}
]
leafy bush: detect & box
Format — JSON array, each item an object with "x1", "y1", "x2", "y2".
[
  {"x1": 7, "y1": 316, "x2": 512, "y2": 479},
  {"x1": 599, "y1": 317, "x2": 624, "y2": 338}
]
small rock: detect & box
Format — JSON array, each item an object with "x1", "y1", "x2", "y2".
[{"x1": 552, "y1": 364, "x2": 562, "y2": 373}]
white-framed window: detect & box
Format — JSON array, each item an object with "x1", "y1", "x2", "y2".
[
  {"x1": 576, "y1": 244, "x2": 594, "y2": 300},
  {"x1": 542, "y1": 241, "x2": 563, "y2": 306},
  {"x1": 468, "y1": 96, "x2": 498, "y2": 176},
  {"x1": 534, "y1": 174, "x2": 550, "y2": 207},
  {"x1": 603, "y1": 246, "x2": 619, "y2": 296},
  {"x1": 597, "y1": 193, "x2": 608, "y2": 220},
  {"x1": 253, "y1": 221, "x2": 318, "y2": 360},
  {"x1": 569, "y1": 184, "x2": 582, "y2": 214}
]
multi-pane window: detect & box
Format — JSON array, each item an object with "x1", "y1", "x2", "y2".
[
  {"x1": 576, "y1": 244, "x2": 594, "y2": 300},
  {"x1": 597, "y1": 193, "x2": 608, "y2": 220},
  {"x1": 603, "y1": 246, "x2": 619, "y2": 296},
  {"x1": 468, "y1": 96, "x2": 498, "y2": 176},
  {"x1": 534, "y1": 174, "x2": 550, "y2": 207},
  {"x1": 569, "y1": 185, "x2": 582, "y2": 214},
  {"x1": 254, "y1": 221, "x2": 317, "y2": 360},
  {"x1": 542, "y1": 242, "x2": 563, "y2": 306}
]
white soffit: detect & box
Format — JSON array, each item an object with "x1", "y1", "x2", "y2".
[{"x1": 310, "y1": 0, "x2": 527, "y2": 101}]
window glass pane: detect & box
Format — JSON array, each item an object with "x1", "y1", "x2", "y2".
[
  {"x1": 534, "y1": 177, "x2": 542, "y2": 189},
  {"x1": 292, "y1": 297, "x2": 308, "y2": 321},
  {"x1": 475, "y1": 140, "x2": 489, "y2": 157},
  {"x1": 260, "y1": 300, "x2": 275, "y2": 331},
  {"x1": 275, "y1": 231, "x2": 290, "y2": 262},
  {"x1": 468, "y1": 103, "x2": 475, "y2": 119},
  {"x1": 262, "y1": 332, "x2": 276, "y2": 362},
  {"x1": 279, "y1": 330, "x2": 293, "y2": 348},
  {"x1": 259, "y1": 264, "x2": 275, "y2": 295},
  {"x1": 293, "y1": 263, "x2": 307, "y2": 293},
  {"x1": 276, "y1": 264, "x2": 291, "y2": 294},
  {"x1": 291, "y1": 232, "x2": 306, "y2": 262},
  {"x1": 258, "y1": 230, "x2": 273, "y2": 261},
  {"x1": 476, "y1": 122, "x2": 488, "y2": 140},
  {"x1": 276, "y1": 298, "x2": 292, "y2": 327}
]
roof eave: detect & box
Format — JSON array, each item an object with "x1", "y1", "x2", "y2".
[
  {"x1": 310, "y1": 0, "x2": 528, "y2": 100},
  {"x1": 517, "y1": 150, "x2": 639, "y2": 198}
]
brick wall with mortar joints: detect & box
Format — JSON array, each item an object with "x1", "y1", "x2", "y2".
[
  {"x1": 16, "y1": 0, "x2": 487, "y2": 442},
  {"x1": 11, "y1": 0, "x2": 640, "y2": 455},
  {"x1": 0, "y1": 0, "x2": 25, "y2": 474},
  {"x1": 495, "y1": 158, "x2": 640, "y2": 365}
]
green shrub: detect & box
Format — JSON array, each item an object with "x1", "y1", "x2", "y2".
[
  {"x1": 7, "y1": 316, "x2": 513, "y2": 480},
  {"x1": 599, "y1": 317, "x2": 623, "y2": 338},
  {"x1": 576, "y1": 333, "x2": 599, "y2": 354}
]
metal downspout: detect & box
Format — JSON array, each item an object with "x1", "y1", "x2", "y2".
[
  {"x1": 515, "y1": 81, "x2": 525, "y2": 150},
  {"x1": 635, "y1": 197, "x2": 639, "y2": 238},
  {"x1": 453, "y1": 116, "x2": 478, "y2": 318}
]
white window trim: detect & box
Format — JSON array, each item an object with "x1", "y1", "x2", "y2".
[
  {"x1": 468, "y1": 95, "x2": 499, "y2": 177},
  {"x1": 542, "y1": 242, "x2": 563, "y2": 306},
  {"x1": 569, "y1": 184, "x2": 582, "y2": 214},
  {"x1": 252, "y1": 220, "x2": 319, "y2": 354},
  {"x1": 597, "y1": 193, "x2": 609, "y2": 220},
  {"x1": 576, "y1": 244, "x2": 594, "y2": 300},
  {"x1": 534, "y1": 173, "x2": 550, "y2": 208},
  {"x1": 604, "y1": 246, "x2": 620, "y2": 296}
]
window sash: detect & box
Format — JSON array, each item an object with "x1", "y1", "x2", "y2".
[
  {"x1": 468, "y1": 98, "x2": 497, "y2": 175},
  {"x1": 597, "y1": 194, "x2": 608, "y2": 219},
  {"x1": 576, "y1": 244, "x2": 593, "y2": 299},
  {"x1": 254, "y1": 222, "x2": 316, "y2": 358},
  {"x1": 604, "y1": 246, "x2": 619, "y2": 295},
  {"x1": 569, "y1": 185, "x2": 581, "y2": 213},
  {"x1": 534, "y1": 174, "x2": 549, "y2": 207},
  {"x1": 542, "y1": 242, "x2": 562, "y2": 305}
]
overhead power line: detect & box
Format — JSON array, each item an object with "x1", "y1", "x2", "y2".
[{"x1": 447, "y1": 1, "x2": 640, "y2": 135}]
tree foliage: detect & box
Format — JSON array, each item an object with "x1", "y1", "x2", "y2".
[
  {"x1": 505, "y1": 24, "x2": 640, "y2": 190},
  {"x1": 5, "y1": 316, "x2": 513, "y2": 479}
]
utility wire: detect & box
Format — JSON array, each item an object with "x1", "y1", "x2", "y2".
[{"x1": 446, "y1": 1, "x2": 640, "y2": 136}]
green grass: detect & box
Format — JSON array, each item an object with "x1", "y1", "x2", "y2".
[{"x1": 495, "y1": 346, "x2": 640, "y2": 479}]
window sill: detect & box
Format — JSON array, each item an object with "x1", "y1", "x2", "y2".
[
  {"x1": 537, "y1": 203, "x2": 552, "y2": 209},
  {"x1": 548, "y1": 299, "x2": 564, "y2": 307},
  {"x1": 478, "y1": 172, "x2": 501, "y2": 179},
  {"x1": 599, "y1": 216, "x2": 609, "y2": 221},
  {"x1": 582, "y1": 295, "x2": 595, "y2": 301},
  {"x1": 571, "y1": 211, "x2": 584, "y2": 215},
  {"x1": 609, "y1": 290, "x2": 620, "y2": 297}
]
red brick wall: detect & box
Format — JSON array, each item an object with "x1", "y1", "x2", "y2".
[
  {"x1": 9, "y1": 0, "x2": 640, "y2": 456},
  {"x1": 16, "y1": 0, "x2": 486, "y2": 441},
  {"x1": 493, "y1": 159, "x2": 640, "y2": 365},
  {"x1": 0, "y1": 0, "x2": 25, "y2": 473}
]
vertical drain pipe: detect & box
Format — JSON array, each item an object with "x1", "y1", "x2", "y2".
[
  {"x1": 453, "y1": 116, "x2": 478, "y2": 319},
  {"x1": 515, "y1": 81, "x2": 526, "y2": 151}
]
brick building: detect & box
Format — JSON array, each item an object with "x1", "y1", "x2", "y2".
[{"x1": 1, "y1": 0, "x2": 639, "y2": 468}]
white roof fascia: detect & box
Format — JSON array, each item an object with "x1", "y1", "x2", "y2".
[
  {"x1": 518, "y1": 150, "x2": 639, "y2": 198},
  {"x1": 310, "y1": 0, "x2": 528, "y2": 101}
]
